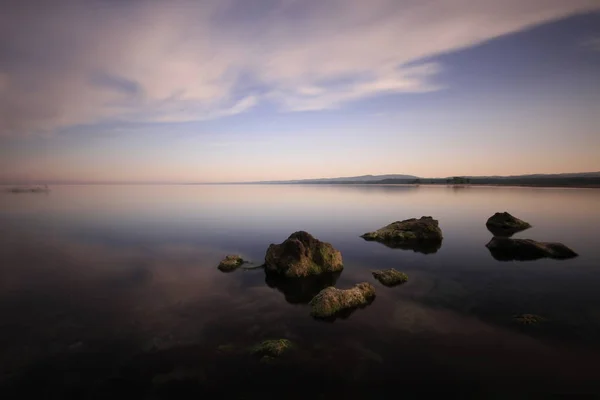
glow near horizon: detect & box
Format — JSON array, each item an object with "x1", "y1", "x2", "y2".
[{"x1": 0, "y1": 0, "x2": 599, "y2": 182}]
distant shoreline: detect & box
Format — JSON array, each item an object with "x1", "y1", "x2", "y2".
[{"x1": 2, "y1": 182, "x2": 599, "y2": 189}]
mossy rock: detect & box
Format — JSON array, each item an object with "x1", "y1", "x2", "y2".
[
  {"x1": 264, "y1": 231, "x2": 343, "y2": 278},
  {"x1": 309, "y1": 282, "x2": 376, "y2": 319},
  {"x1": 372, "y1": 269, "x2": 408, "y2": 287},
  {"x1": 218, "y1": 255, "x2": 245, "y2": 272},
  {"x1": 513, "y1": 314, "x2": 546, "y2": 326},
  {"x1": 250, "y1": 339, "x2": 294, "y2": 360}
]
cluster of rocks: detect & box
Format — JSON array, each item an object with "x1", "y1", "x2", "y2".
[
  {"x1": 484, "y1": 212, "x2": 577, "y2": 261},
  {"x1": 216, "y1": 219, "x2": 434, "y2": 319},
  {"x1": 215, "y1": 211, "x2": 577, "y2": 322}
]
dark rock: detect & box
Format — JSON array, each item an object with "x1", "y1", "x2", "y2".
[
  {"x1": 372, "y1": 269, "x2": 408, "y2": 287},
  {"x1": 265, "y1": 271, "x2": 341, "y2": 304},
  {"x1": 486, "y1": 237, "x2": 578, "y2": 261},
  {"x1": 486, "y1": 212, "x2": 531, "y2": 237},
  {"x1": 361, "y1": 216, "x2": 443, "y2": 254},
  {"x1": 513, "y1": 314, "x2": 546, "y2": 326},
  {"x1": 309, "y1": 282, "x2": 375, "y2": 319},
  {"x1": 217, "y1": 255, "x2": 245, "y2": 272},
  {"x1": 264, "y1": 231, "x2": 343, "y2": 278}
]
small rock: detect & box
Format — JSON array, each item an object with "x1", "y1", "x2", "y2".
[
  {"x1": 486, "y1": 237, "x2": 578, "y2": 261},
  {"x1": 217, "y1": 343, "x2": 236, "y2": 353},
  {"x1": 309, "y1": 282, "x2": 376, "y2": 318},
  {"x1": 513, "y1": 314, "x2": 546, "y2": 325},
  {"x1": 250, "y1": 339, "x2": 294, "y2": 360},
  {"x1": 486, "y1": 212, "x2": 531, "y2": 236},
  {"x1": 264, "y1": 231, "x2": 343, "y2": 278},
  {"x1": 372, "y1": 269, "x2": 408, "y2": 286},
  {"x1": 218, "y1": 255, "x2": 245, "y2": 272}
]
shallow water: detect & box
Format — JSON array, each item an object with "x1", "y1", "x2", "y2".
[{"x1": 1, "y1": 184, "x2": 600, "y2": 397}]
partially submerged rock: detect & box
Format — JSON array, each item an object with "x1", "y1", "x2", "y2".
[
  {"x1": 250, "y1": 339, "x2": 294, "y2": 361},
  {"x1": 264, "y1": 231, "x2": 343, "y2": 278},
  {"x1": 513, "y1": 314, "x2": 546, "y2": 326},
  {"x1": 361, "y1": 217, "x2": 443, "y2": 253},
  {"x1": 486, "y1": 212, "x2": 531, "y2": 236},
  {"x1": 216, "y1": 343, "x2": 236, "y2": 353},
  {"x1": 486, "y1": 237, "x2": 577, "y2": 261},
  {"x1": 309, "y1": 282, "x2": 375, "y2": 319},
  {"x1": 372, "y1": 269, "x2": 408, "y2": 287},
  {"x1": 265, "y1": 271, "x2": 340, "y2": 304},
  {"x1": 217, "y1": 255, "x2": 245, "y2": 272}
]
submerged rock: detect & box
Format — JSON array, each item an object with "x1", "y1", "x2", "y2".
[
  {"x1": 486, "y1": 237, "x2": 577, "y2": 261},
  {"x1": 250, "y1": 339, "x2": 294, "y2": 361},
  {"x1": 372, "y1": 269, "x2": 408, "y2": 287},
  {"x1": 513, "y1": 314, "x2": 546, "y2": 326},
  {"x1": 217, "y1": 255, "x2": 245, "y2": 272},
  {"x1": 265, "y1": 271, "x2": 341, "y2": 304},
  {"x1": 361, "y1": 217, "x2": 443, "y2": 253},
  {"x1": 264, "y1": 231, "x2": 343, "y2": 278},
  {"x1": 486, "y1": 212, "x2": 531, "y2": 237},
  {"x1": 309, "y1": 282, "x2": 376, "y2": 319}
]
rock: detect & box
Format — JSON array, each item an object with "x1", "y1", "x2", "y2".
[
  {"x1": 216, "y1": 343, "x2": 236, "y2": 353},
  {"x1": 264, "y1": 231, "x2": 343, "y2": 278},
  {"x1": 486, "y1": 237, "x2": 577, "y2": 261},
  {"x1": 513, "y1": 314, "x2": 546, "y2": 326},
  {"x1": 372, "y1": 269, "x2": 408, "y2": 287},
  {"x1": 265, "y1": 271, "x2": 341, "y2": 304},
  {"x1": 309, "y1": 282, "x2": 376, "y2": 319},
  {"x1": 361, "y1": 216, "x2": 443, "y2": 253},
  {"x1": 218, "y1": 255, "x2": 245, "y2": 272},
  {"x1": 486, "y1": 212, "x2": 531, "y2": 236},
  {"x1": 250, "y1": 339, "x2": 294, "y2": 360}
]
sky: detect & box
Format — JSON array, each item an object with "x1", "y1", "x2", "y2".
[{"x1": 0, "y1": 0, "x2": 599, "y2": 183}]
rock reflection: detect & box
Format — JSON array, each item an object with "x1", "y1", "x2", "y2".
[
  {"x1": 264, "y1": 271, "x2": 341, "y2": 304},
  {"x1": 486, "y1": 225, "x2": 521, "y2": 237},
  {"x1": 367, "y1": 239, "x2": 443, "y2": 254}
]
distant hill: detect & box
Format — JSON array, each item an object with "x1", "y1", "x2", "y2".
[
  {"x1": 255, "y1": 172, "x2": 600, "y2": 188},
  {"x1": 257, "y1": 174, "x2": 418, "y2": 184}
]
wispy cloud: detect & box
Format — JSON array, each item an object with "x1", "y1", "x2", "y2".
[
  {"x1": 581, "y1": 36, "x2": 600, "y2": 51},
  {"x1": 0, "y1": 0, "x2": 598, "y2": 136}
]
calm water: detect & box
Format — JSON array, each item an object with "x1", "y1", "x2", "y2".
[{"x1": 1, "y1": 184, "x2": 600, "y2": 398}]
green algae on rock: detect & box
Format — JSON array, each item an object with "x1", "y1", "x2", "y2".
[
  {"x1": 217, "y1": 255, "x2": 245, "y2": 272},
  {"x1": 513, "y1": 314, "x2": 546, "y2": 326},
  {"x1": 309, "y1": 282, "x2": 376, "y2": 318},
  {"x1": 264, "y1": 231, "x2": 343, "y2": 278},
  {"x1": 486, "y1": 237, "x2": 578, "y2": 261},
  {"x1": 361, "y1": 217, "x2": 443, "y2": 252},
  {"x1": 372, "y1": 269, "x2": 408, "y2": 287},
  {"x1": 250, "y1": 339, "x2": 294, "y2": 360},
  {"x1": 486, "y1": 212, "x2": 531, "y2": 236}
]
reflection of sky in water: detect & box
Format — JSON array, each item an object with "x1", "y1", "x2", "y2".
[{"x1": 1, "y1": 185, "x2": 600, "y2": 395}]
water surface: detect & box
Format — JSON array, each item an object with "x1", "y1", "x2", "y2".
[{"x1": 1, "y1": 184, "x2": 600, "y2": 397}]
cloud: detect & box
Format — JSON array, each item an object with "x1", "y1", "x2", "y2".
[
  {"x1": 581, "y1": 36, "x2": 600, "y2": 51},
  {"x1": 0, "y1": 0, "x2": 598, "y2": 136}
]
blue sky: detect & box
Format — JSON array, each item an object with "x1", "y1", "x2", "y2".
[{"x1": 0, "y1": 0, "x2": 599, "y2": 182}]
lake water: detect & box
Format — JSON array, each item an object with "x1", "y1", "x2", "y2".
[{"x1": 1, "y1": 184, "x2": 600, "y2": 397}]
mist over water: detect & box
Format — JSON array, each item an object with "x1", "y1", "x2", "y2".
[{"x1": 1, "y1": 184, "x2": 600, "y2": 397}]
